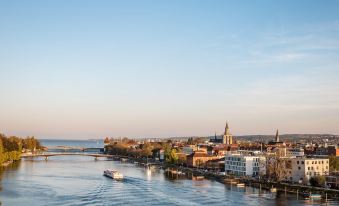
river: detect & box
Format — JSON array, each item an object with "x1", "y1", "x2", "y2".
[{"x1": 0, "y1": 140, "x2": 337, "y2": 205}]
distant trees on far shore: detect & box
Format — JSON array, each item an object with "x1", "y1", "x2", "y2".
[
  {"x1": 0, "y1": 133, "x2": 41, "y2": 165},
  {"x1": 104, "y1": 138, "x2": 181, "y2": 164}
]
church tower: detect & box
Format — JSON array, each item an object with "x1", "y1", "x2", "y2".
[
  {"x1": 275, "y1": 129, "x2": 279, "y2": 142},
  {"x1": 223, "y1": 122, "x2": 233, "y2": 144}
]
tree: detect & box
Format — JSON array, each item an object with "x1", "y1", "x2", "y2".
[
  {"x1": 266, "y1": 155, "x2": 289, "y2": 182},
  {"x1": 141, "y1": 142, "x2": 152, "y2": 157},
  {"x1": 309, "y1": 176, "x2": 326, "y2": 187},
  {"x1": 166, "y1": 149, "x2": 178, "y2": 164},
  {"x1": 0, "y1": 138, "x2": 4, "y2": 164},
  {"x1": 329, "y1": 156, "x2": 339, "y2": 172}
]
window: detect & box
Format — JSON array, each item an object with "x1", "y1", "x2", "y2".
[
  {"x1": 312, "y1": 161, "x2": 314, "y2": 164},
  {"x1": 315, "y1": 161, "x2": 317, "y2": 164},
  {"x1": 308, "y1": 167, "x2": 310, "y2": 170},
  {"x1": 301, "y1": 161, "x2": 304, "y2": 164},
  {"x1": 298, "y1": 167, "x2": 301, "y2": 170},
  {"x1": 297, "y1": 161, "x2": 299, "y2": 164}
]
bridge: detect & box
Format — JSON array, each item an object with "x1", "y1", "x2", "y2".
[
  {"x1": 21, "y1": 153, "x2": 114, "y2": 161},
  {"x1": 46, "y1": 146, "x2": 104, "y2": 153}
]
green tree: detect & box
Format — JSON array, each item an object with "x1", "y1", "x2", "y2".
[
  {"x1": 141, "y1": 142, "x2": 153, "y2": 157},
  {"x1": 329, "y1": 156, "x2": 339, "y2": 172},
  {"x1": 309, "y1": 176, "x2": 326, "y2": 187},
  {"x1": 166, "y1": 149, "x2": 178, "y2": 164},
  {"x1": 0, "y1": 138, "x2": 4, "y2": 164}
]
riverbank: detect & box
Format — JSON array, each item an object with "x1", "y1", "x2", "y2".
[
  {"x1": 95, "y1": 152, "x2": 339, "y2": 201},
  {"x1": 160, "y1": 164, "x2": 339, "y2": 200},
  {"x1": 1, "y1": 160, "x2": 14, "y2": 167}
]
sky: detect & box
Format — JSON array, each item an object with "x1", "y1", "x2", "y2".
[{"x1": 0, "y1": 0, "x2": 339, "y2": 139}]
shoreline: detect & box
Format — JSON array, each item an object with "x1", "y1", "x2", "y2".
[
  {"x1": 1, "y1": 160, "x2": 14, "y2": 167},
  {"x1": 113, "y1": 155, "x2": 339, "y2": 200}
]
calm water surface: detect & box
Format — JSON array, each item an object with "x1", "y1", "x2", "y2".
[{"x1": 0, "y1": 140, "x2": 337, "y2": 206}]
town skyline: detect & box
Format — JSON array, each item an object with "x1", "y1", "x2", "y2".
[{"x1": 1, "y1": 1, "x2": 339, "y2": 138}]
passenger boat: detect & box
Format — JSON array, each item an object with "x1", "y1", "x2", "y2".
[
  {"x1": 236, "y1": 183, "x2": 245, "y2": 187},
  {"x1": 270, "y1": 187, "x2": 277, "y2": 193},
  {"x1": 103, "y1": 169, "x2": 124, "y2": 180}
]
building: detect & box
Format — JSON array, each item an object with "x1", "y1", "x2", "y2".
[
  {"x1": 287, "y1": 148, "x2": 304, "y2": 157},
  {"x1": 182, "y1": 145, "x2": 197, "y2": 155},
  {"x1": 224, "y1": 153, "x2": 266, "y2": 176},
  {"x1": 268, "y1": 129, "x2": 285, "y2": 146},
  {"x1": 326, "y1": 172, "x2": 339, "y2": 189},
  {"x1": 316, "y1": 145, "x2": 339, "y2": 156},
  {"x1": 223, "y1": 122, "x2": 233, "y2": 144},
  {"x1": 289, "y1": 157, "x2": 329, "y2": 183},
  {"x1": 210, "y1": 122, "x2": 234, "y2": 145},
  {"x1": 186, "y1": 150, "x2": 218, "y2": 167}
]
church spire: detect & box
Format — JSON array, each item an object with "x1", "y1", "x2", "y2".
[
  {"x1": 223, "y1": 121, "x2": 233, "y2": 144},
  {"x1": 275, "y1": 129, "x2": 279, "y2": 142},
  {"x1": 224, "y1": 121, "x2": 230, "y2": 135}
]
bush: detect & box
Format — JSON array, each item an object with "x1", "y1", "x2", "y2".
[{"x1": 309, "y1": 176, "x2": 326, "y2": 187}]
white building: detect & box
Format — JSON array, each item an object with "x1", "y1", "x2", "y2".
[
  {"x1": 225, "y1": 153, "x2": 266, "y2": 176},
  {"x1": 289, "y1": 157, "x2": 329, "y2": 183}
]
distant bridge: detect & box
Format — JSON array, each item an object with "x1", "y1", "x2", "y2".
[
  {"x1": 46, "y1": 146, "x2": 104, "y2": 153},
  {"x1": 21, "y1": 153, "x2": 113, "y2": 160}
]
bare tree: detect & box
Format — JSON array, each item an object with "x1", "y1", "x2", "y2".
[{"x1": 265, "y1": 155, "x2": 289, "y2": 182}]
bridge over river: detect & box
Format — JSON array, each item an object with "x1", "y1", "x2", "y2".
[
  {"x1": 21, "y1": 153, "x2": 114, "y2": 160},
  {"x1": 45, "y1": 146, "x2": 104, "y2": 153}
]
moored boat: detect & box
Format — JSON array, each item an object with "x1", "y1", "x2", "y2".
[
  {"x1": 236, "y1": 183, "x2": 245, "y2": 187},
  {"x1": 303, "y1": 193, "x2": 322, "y2": 200},
  {"x1": 103, "y1": 169, "x2": 124, "y2": 180},
  {"x1": 270, "y1": 187, "x2": 277, "y2": 193}
]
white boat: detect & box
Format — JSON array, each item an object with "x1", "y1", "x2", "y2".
[
  {"x1": 270, "y1": 187, "x2": 277, "y2": 193},
  {"x1": 103, "y1": 169, "x2": 124, "y2": 180},
  {"x1": 236, "y1": 183, "x2": 245, "y2": 187}
]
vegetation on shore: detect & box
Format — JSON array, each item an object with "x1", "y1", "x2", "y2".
[
  {"x1": 104, "y1": 138, "x2": 181, "y2": 164},
  {"x1": 0, "y1": 133, "x2": 41, "y2": 165}
]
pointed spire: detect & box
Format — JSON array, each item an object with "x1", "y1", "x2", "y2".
[
  {"x1": 215, "y1": 131, "x2": 217, "y2": 140},
  {"x1": 224, "y1": 121, "x2": 230, "y2": 135},
  {"x1": 275, "y1": 129, "x2": 279, "y2": 142}
]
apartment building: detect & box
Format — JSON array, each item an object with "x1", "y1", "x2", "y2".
[
  {"x1": 225, "y1": 153, "x2": 266, "y2": 176},
  {"x1": 289, "y1": 157, "x2": 329, "y2": 183}
]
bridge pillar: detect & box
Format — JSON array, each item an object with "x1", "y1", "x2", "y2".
[{"x1": 45, "y1": 156, "x2": 48, "y2": 161}]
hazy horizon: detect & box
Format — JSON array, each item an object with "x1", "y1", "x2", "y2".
[{"x1": 1, "y1": 0, "x2": 339, "y2": 139}]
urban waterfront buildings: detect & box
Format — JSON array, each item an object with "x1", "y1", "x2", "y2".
[
  {"x1": 224, "y1": 152, "x2": 266, "y2": 176},
  {"x1": 289, "y1": 157, "x2": 330, "y2": 183}
]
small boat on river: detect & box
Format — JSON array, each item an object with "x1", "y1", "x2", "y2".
[
  {"x1": 236, "y1": 183, "x2": 245, "y2": 187},
  {"x1": 303, "y1": 193, "x2": 322, "y2": 200},
  {"x1": 103, "y1": 169, "x2": 124, "y2": 180}
]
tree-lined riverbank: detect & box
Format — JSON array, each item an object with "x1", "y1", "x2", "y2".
[{"x1": 0, "y1": 133, "x2": 41, "y2": 167}]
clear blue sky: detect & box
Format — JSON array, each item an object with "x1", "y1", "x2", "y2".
[{"x1": 1, "y1": 0, "x2": 339, "y2": 139}]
